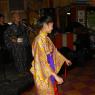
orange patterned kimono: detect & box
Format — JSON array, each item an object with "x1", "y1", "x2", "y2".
[{"x1": 30, "y1": 32, "x2": 65, "y2": 95}]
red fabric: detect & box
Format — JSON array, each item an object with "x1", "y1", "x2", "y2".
[
  {"x1": 54, "y1": 82, "x2": 59, "y2": 95},
  {"x1": 67, "y1": 33, "x2": 73, "y2": 50}
]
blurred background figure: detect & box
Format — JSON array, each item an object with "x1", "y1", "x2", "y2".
[{"x1": 4, "y1": 11, "x2": 32, "y2": 73}]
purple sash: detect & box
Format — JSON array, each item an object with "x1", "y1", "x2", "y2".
[{"x1": 47, "y1": 53, "x2": 55, "y2": 84}]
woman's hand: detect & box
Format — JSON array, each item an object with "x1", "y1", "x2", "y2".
[
  {"x1": 54, "y1": 75, "x2": 64, "y2": 84},
  {"x1": 51, "y1": 72, "x2": 64, "y2": 84},
  {"x1": 65, "y1": 59, "x2": 72, "y2": 66}
]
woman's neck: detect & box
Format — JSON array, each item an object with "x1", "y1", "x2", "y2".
[{"x1": 39, "y1": 29, "x2": 47, "y2": 37}]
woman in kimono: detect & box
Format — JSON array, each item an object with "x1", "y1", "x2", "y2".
[{"x1": 30, "y1": 16, "x2": 72, "y2": 95}]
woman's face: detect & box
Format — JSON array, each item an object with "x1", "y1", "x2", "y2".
[{"x1": 44, "y1": 22, "x2": 53, "y2": 34}]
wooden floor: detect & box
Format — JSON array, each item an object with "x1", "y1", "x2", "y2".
[{"x1": 21, "y1": 58, "x2": 95, "y2": 95}]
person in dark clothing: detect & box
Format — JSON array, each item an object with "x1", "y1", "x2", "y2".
[
  {"x1": 0, "y1": 13, "x2": 9, "y2": 81},
  {"x1": 0, "y1": 14, "x2": 9, "y2": 64},
  {"x1": 4, "y1": 12, "x2": 32, "y2": 73},
  {"x1": 0, "y1": 14, "x2": 9, "y2": 49}
]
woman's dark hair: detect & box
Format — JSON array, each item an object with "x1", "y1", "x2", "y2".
[{"x1": 36, "y1": 16, "x2": 53, "y2": 30}]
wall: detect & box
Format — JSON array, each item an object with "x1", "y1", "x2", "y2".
[
  {"x1": 53, "y1": 0, "x2": 72, "y2": 7},
  {"x1": 0, "y1": 0, "x2": 49, "y2": 22},
  {"x1": 0, "y1": 0, "x2": 9, "y2": 22}
]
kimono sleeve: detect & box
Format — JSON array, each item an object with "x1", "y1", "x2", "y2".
[
  {"x1": 33, "y1": 39, "x2": 54, "y2": 79},
  {"x1": 53, "y1": 47, "x2": 65, "y2": 74}
]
